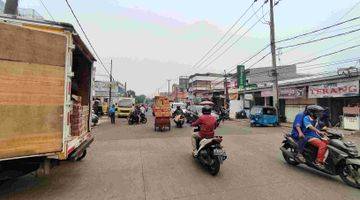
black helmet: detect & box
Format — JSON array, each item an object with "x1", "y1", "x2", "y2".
[
  {"x1": 202, "y1": 106, "x2": 212, "y2": 115},
  {"x1": 177, "y1": 105, "x2": 181, "y2": 109},
  {"x1": 306, "y1": 105, "x2": 325, "y2": 117}
]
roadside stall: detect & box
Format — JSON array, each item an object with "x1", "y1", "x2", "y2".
[{"x1": 343, "y1": 105, "x2": 360, "y2": 131}]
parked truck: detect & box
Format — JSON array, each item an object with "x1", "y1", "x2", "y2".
[{"x1": 0, "y1": 16, "x2": 95, "y2": 182}]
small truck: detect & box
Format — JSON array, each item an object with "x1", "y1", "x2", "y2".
[{"x1": 0, "y1": 15, "x2": 95, "y2": 182}]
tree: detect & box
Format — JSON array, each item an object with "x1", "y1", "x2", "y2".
[
  {"x1": 135, "y1": 95, "x2": 146, "y2": 104},
  {"x1": 126, "y1": 90, "x2": 136, "y2": 98}
]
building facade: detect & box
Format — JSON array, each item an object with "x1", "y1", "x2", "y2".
[
  {"x1": 240, "y1": 73, "x2": 360, "y2": 129},
  {"x1": 179, "y1": 76, "x2": 189, "y2": 91},
  {"x1": 188, "y1": 73, "x2": 224, "y2": 101},
  {"x1": 93, "y1": 80, "x2": 126, "y2": 104}
]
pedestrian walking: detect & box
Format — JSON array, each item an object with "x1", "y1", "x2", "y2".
[{"x1": 109, "y1": 104, "x2": 116, "y2": 124}]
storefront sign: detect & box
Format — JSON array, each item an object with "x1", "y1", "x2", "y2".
[
  {"x1": 308, "y1": 81, "x2": 359, "y2": 98},
  {"x1": 237, "y1": 65, "x2": 245, "y2": 89},
  {"x1": 280, "y1": 87, "x2": 306, "y2": 99},
  {"x1": 261, "y1": 89, "x2": 273, "y2": 97},
  {"x1": 244, "y1": 94, "x2": 253, "y2": 100}
]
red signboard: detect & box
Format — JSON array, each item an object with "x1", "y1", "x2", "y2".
[
  {"x1": 279, "y1": 87, "x2": 306, "y2": 99},
  {"x1": 261, "y1": 89, "x2": 273, "y2": 97},
  {"x1": 308, "y1": 81, "x2": 359, "y2": 98}
]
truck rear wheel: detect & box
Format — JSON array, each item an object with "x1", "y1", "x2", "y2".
[{"x1": 76, "y1": 150, "x2": 87, "y2": 161}]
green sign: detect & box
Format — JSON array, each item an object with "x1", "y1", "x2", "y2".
[{"x1": 237, "y1": 65, "x2": 245, "y2": 89}]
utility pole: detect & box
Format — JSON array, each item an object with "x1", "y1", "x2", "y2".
[
  {"x1": 269, "y1": 0, "x2": 279, "y2": 113},
  {"x1": 224, "y1": 70, "x2": 229, "y2": 109},
  {"x1": 4, "y1": 0, "x2": 18, "y2": 15},
  {"x1": 124, "y1": 82, "x2": 127, "y2": 97},
  {"x1": 167, "y1": 79, "x2": 171, "y2": 97},
  {"x1": 109, "y1": 59, "x2": 113, "y2": 108}
]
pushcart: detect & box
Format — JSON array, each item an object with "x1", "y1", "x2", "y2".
[
  {"x1": 153, "y1": 96, "x2": 171, "y2": 132},
  {"x1": 154, "y1": 117, "x2": 171, "y2": 131}
]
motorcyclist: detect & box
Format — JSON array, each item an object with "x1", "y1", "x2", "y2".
[
  {"x1": 191, "y1": 106, "x2": 217, "y2": 156},
  {"x1": 218, "y1": 106, "x2": 227, "y2": 122},
  {"x1": 318, "y1": 107, "x2": 332, "y2": 129},
  {"x1": 172, "y1": 105, "x2": 184, "y2": 118},
  {"x1": 132, "y1": 105, "x2": 141, "y2": 122},
  {"x1": 140, "y1": 104, "x2": 146, "y2": 114},
  {"x1": 291, "y1": 107, "x2": 308, "y2": 162},
  {"x1": 303, "y1": 105, "x2": 328, "y2": 168}
]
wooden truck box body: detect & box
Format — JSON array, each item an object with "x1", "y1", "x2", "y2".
[{"x1": 0, "y1": 16, "x2": 95, "y2": 161}]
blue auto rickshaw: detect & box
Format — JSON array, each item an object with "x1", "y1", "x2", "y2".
[{"x1": 249, "y1": 106, "x2": 279, "y2": 127}]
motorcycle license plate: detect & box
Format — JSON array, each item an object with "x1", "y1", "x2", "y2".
[{"x1": 213, "y1": 149, "x2": 224, "y2": 156}]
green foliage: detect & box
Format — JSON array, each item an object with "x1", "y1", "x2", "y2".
[{"x1": 135, "y1": 95, "x2": 146, "y2": 104}]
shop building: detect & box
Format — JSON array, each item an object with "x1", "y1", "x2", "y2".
[
  {"x1": 93, "y1": 80, "x2": 126, "y2": 104},
  {"x1": 188, "y1": 73, "x2": 224, "y2": 101},
  {"x1": 240, "y1": 74, "x2": 360, "y2": 129}
]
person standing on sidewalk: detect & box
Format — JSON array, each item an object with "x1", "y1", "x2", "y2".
[{"x1": 109, "y1": 104, "x2": 116, "y2": 124}]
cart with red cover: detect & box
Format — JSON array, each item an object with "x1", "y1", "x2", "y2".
[{"x1": 153, "y1": 96, "x2": 171, "y2": 131}]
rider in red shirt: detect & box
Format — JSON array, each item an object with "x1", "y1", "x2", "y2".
[{"x1": 191, "y1": 106, "x2": 217, "y2": 156}]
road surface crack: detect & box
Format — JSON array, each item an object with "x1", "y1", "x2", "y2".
[{"x1": 139, "y1": 139, "x2": 147, "y2": 200}]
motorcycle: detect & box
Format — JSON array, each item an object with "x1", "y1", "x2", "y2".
[
  {"x1": 128, "y1": 112, "x2": 147, "y2": 125},
  {"x1": 219, "y1": 109, "x2": 230, "y2": 121},
  {"x1": 174, "y1": 114, "x2": 185, "y2": 128},
  {"x1": 193, "y1": 126, "x2": 227, "y2": 175},
  {"x1": 91, "y1": 112, "x2": 99, "y2": 126},
  {"x1": 185, "y1": 111, "x2": 199, "y2": 124},
  {"x1": 280, "y1": 128, "x2": 360, "y2": 188}
]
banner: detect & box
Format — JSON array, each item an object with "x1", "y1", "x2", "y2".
[
  {"x1": 261, "y1": 89, "x2": 273, "y2": 97},
  {"x1": 308, "y1": 81, "x2": 359, "y2": 98},
  {"x1": 279, "y1": 87, "x2": 306, "y2": 99}
]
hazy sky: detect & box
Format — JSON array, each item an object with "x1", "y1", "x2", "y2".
[{"x1": 18, "y1": 0, "x2": 360, "y2": 96}]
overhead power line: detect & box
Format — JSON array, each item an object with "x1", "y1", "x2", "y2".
[
  {"x1": 279, "y1": 2, "x2": 360, "y2": 59},
  {"x1": 339, "y1": 0, "x2": 360, "y2": 21},
  {"x1": 290, "y1": 35, "x2": 360, "y2": 64},
  {"x1": 39, "y1": 0, "x2": 55, "y2": 21},
  {"x1": 276, "y1": 15, "x2": 360, "y2": 43},
  {"x1": 278, "y1": 27, "x2": 360, "y2": 50},
  {"x1": 194, "y1": 1, "x2": 267, "y2": 71},
  {"x1": 294, "y1": 44, "x2": 360, "y2": 66},
  {"x1": 64, "y1": 0, "x2": 111, "y2": 77},
  {"x1": 244, "y1": 16, "x2": 360, "y2": 69},
  {"x1": 197, "y1": 5, "x2": 270, "y2": 71},
  {"x1": 191, "y1": 0, "x2": 258, "y2": 70}
]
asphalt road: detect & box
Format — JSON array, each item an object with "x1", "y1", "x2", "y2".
[{"x1": 1, "y1": 115, "x2": 360, "y2": 200}]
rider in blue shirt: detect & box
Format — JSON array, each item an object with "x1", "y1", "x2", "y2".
[
  {"x1": 302, "y1": 105, "x2": 328, "y2": 168},
  {"x1": 303, "y1": 115, "x2": 322, "y2": 140},
  {"x1": 291, "y1": 110, "x2": 307, "y2": 161},
  {"x1": 291, "y1": 111, "x2": 306, "y2": 140}
]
